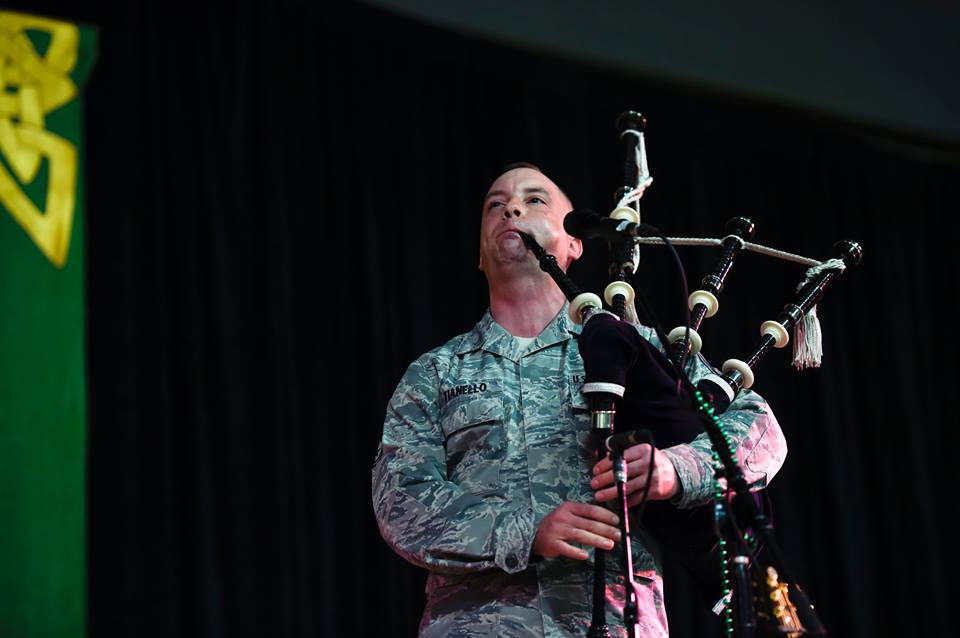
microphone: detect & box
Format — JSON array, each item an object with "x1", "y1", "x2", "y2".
[{"x1": 563, "y1": 209, "x2": 657, "y2": 242}]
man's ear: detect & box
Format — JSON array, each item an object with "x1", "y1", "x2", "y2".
[
  {"x1": 568, "y1": 236, "x2": 583, "y2": 263},
  {"x1": 478, "y1": 252, "x2": 485, "y2": 271}
]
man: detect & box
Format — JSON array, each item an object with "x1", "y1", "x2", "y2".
[{"x1": 372, "y1": 165, "x2": 786, "y2": 637}]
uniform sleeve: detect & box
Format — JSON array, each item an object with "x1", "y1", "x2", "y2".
[
  {"x1": 371, "y1": 355, "x2": 536, "y2": 575},
  {"x1": 659, "y1": 354, "x2": 788, "y2": 509}
]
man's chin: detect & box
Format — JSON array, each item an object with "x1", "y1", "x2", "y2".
[{"x1": 494, "y1": 254, "x2": 542, "y2": 278}]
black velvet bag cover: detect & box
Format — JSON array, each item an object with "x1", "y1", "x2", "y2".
[{"x1": 578, "y1": 313, "x2": 755, "y2": 601}]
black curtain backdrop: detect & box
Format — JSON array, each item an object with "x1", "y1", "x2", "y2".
[{"x1": 15, "y1": 1, "x2": 959, "y2": 636}]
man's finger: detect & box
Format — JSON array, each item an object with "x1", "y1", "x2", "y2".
[
  {"x1": 593, "y1": 443, "x2": 655, "y2": 477},
  {"x1": 595, "y1": 480, "x2": 648, "y2": 503},
  {"x1": 625, "y1": 474, "x2": 655, "y2": 500},
  {"x1": 569, "y1": 527, "x2": 617, "y2": 551},
  {"x1": 592, "y1": 457, "x2": 611, "y2": 476},
  {"x1": 554, "y1": 540, "x2": 589, "y2": 561},
  {"x1": 590, "y1": 469, "x2": 614, "y2": 490},
  {"x1": 568, "y1": 502, "x2": 620, "y2": 526},
  {"x1": 626, "y1": 458, "x2": 651, "y2": 475},
  {"x1": 569, "y1": 516, "x2": 622, "y2": 542},
  {"x1": 592, "y1": 457, "x2": 653, "y2": 490},
  {"x1": 594, "y1": 486, "x2": 623, "y2": 503},
  {"x1": 622, "y1": 443, "x2": 654, "y2": 462}
]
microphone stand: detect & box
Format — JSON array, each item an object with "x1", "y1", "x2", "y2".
[
  {"x1": 732, "y1": 555, "x2": 755, "y2": 638},
  {"x1": 691, "y1": 391, "x2": 827, "y2": 636},
  {"x1": 606, "y1": 430, "x2": 654, "y2": 638},
  {"x1": 612, "y1": 447, "x2": 639, "y2": 638},
  {"x1": 712, "y1": 490, "x2": 756, "y2": 638}
]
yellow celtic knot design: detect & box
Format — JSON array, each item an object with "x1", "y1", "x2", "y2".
[{"x1": 0, "y1": 12, "x2": 79, "y2": 267}]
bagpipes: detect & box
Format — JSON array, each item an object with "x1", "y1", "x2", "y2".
[{"x1": 521, "y1": 111, "x2": 861, "y2": 637}]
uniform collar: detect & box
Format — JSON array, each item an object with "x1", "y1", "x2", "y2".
[{"x1": 456, "y1": 304, "x2": 581, "y2": 362}]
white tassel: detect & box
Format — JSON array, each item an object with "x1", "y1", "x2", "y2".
[
  {"x1": 792, "y1": 305, "x2": 823, "y2": 369},
  {"x1": 791, "y1": 258, "x2": 844, "y2": 370}
]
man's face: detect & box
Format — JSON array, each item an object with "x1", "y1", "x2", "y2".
[{"x1": 479, "y1": 167, "x2": 582, "y2": 276}]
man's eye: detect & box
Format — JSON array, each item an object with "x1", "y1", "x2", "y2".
[
  {"x1": 488, "y1": 201, "x2": 504, "y2": 210},
  {"x1": 529, "y1": 197, "x2": 545, "y2": 205}
]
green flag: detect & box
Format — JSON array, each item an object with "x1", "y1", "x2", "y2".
[{"x1": 0, "y1": 11, "x2": 97, "y2": 637}]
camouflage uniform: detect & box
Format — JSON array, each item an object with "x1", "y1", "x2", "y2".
[{"x1": 372, "y1": 307, "x2": 786, "y2": 637}]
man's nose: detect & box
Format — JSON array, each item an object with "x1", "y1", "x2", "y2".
[{"x1": 503, "y1": 198, "x2": 524, "y2": 218}]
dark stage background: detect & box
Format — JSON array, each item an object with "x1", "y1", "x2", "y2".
[{"x1": 17, "y1": 1, "x2": 958, "y2": 636}]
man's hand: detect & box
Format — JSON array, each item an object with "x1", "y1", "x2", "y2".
[
  {"x1": 532, "y1": 501, "x2": 622, "y2": 561},
  {"x1": 591, "y1": 443, "x2": 680, "y2": 507}
]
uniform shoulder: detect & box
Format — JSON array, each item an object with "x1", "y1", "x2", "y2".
[{"x1": 404, "y1": 323, "x2": 481, "y2": 375}]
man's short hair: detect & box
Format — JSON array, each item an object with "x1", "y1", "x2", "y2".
[
  {"x1": 499, "y1": 161, "x2": 543, "y2": 174},
  {"x1": 492, "y1": 162, "x2": 574, "y2": 208}
]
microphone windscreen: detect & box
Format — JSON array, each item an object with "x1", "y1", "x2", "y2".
[{"x1": 563, "y1": 209, "x2": 598, "y2": 238}]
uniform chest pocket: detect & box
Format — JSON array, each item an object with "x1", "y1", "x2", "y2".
[
  {"x1": 440, "y1": 381, "x2": 505, "y2": 495},
  {"x1": 569, "y1": 383, "x2": 590, "y2": 422}
]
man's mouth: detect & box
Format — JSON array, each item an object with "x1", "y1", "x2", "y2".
[{"x1": 497, "y1": 224, "x2": 529, "y2": 239}]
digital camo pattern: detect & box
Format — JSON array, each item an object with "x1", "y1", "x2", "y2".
[{"x1": 372, "y1": 307, "x2": 786, "y2": 637}]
